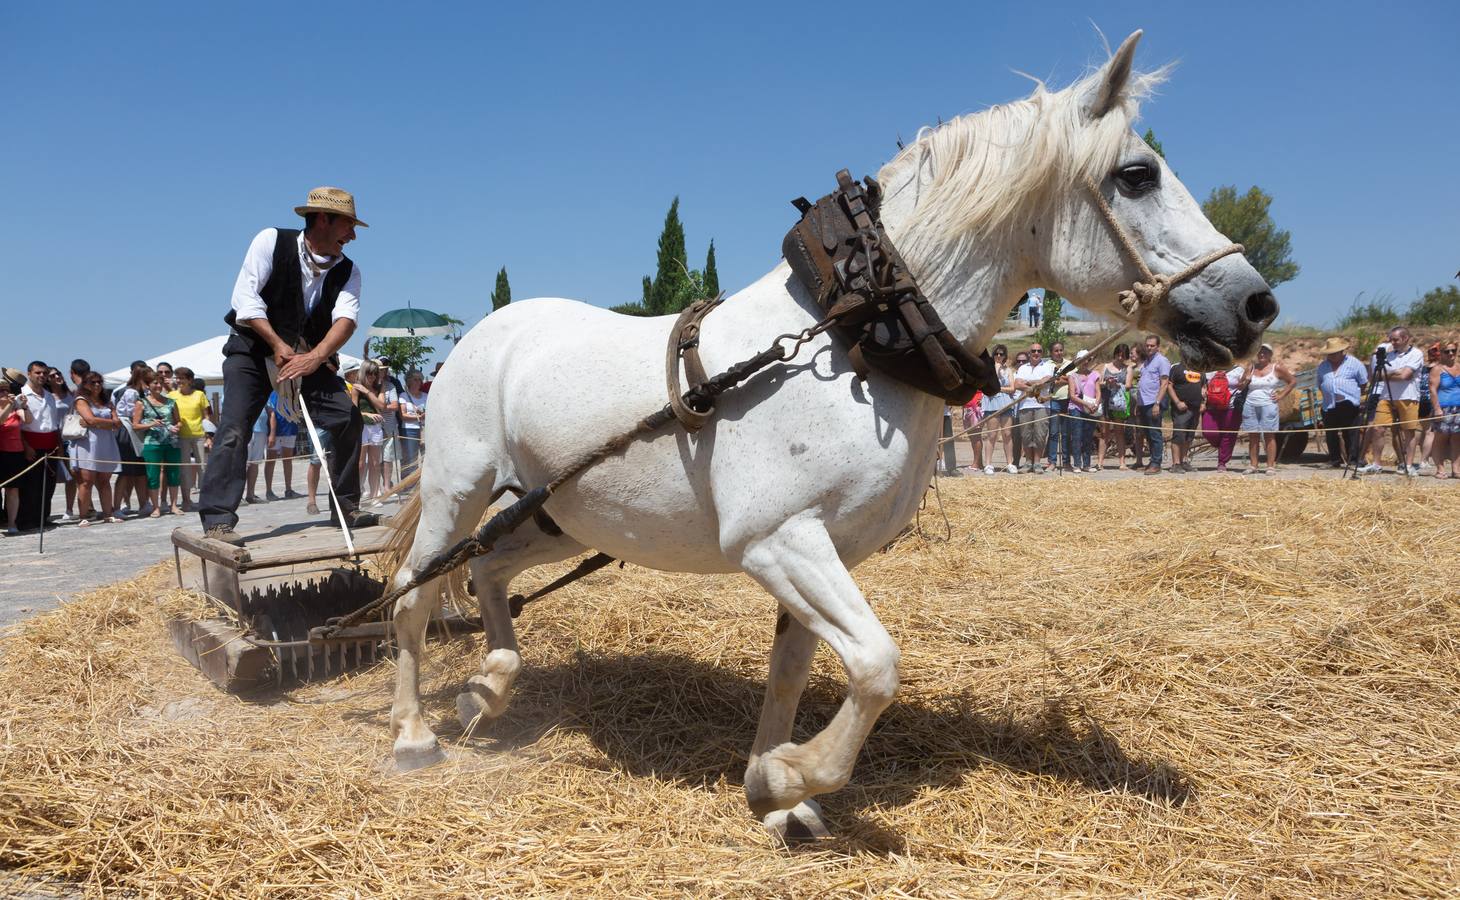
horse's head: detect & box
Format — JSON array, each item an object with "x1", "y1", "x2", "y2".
[
  {"x1": 880, "y1": 30, "x2": 1276, "y2": 370},
  {"x1": 1036, "y1": 32, "x2": 1277, "y2": 367}
]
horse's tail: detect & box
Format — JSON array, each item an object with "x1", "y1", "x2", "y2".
[
  {"x1": 380, "y1": 468, "x2": 477, "y2": 618},
  {"x1": 382, "y1": 469, "x2": 423, "y2": 587}
]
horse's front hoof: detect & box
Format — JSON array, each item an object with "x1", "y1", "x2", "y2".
[
  {"x1": 762, "y1": 799, "x2": 831, "y2": 844},
  {"x1": 744, "y1": 745, "x2": 809, "y2": 817},
  {"x1": 392, "y1": 737, "x2": 447, "y2": 773}
]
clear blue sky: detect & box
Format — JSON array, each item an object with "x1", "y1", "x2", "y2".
[{"x1": 3, "y1": 2, "x2": 1456, "y2": 374}]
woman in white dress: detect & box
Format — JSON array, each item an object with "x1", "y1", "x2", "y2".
[
  {"x1": 73, "y1": 372, "x2": 123, "y2": 524},
  {"x1": 979, "y1": 344, "x2": 1018, "y2": 474},
  {"x1": 1237, "y1": 343, "x2": 1295, "y2": 475}
]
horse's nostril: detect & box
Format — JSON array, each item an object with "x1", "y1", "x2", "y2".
[{"x1": 1244, "y1": 291, "x2": 1278, "y2": 325}]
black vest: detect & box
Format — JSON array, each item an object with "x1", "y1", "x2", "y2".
[{"x1": 224, "y1": 228, "x2": 354, "y2": 354}]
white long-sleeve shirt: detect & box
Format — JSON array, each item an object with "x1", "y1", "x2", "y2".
[{"x1": 230, "y1": 228, "x2": 362, "y2": 325}]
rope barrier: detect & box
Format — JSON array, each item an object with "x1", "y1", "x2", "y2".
[
  {"x1": 0, "y1": 454, "x2": 50, "y2": 490},
  {"x1": 936, "y1": 406, "x2": 1457, "y2": 446}
]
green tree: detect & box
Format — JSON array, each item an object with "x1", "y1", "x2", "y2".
[
  {"x1": 1406, "y1": 285, "x2": 1460, "y2": 326},
  {"x1": 1034, "y1": 290, "x2": 1067, "y2": 349},
  {"x1": 704, "y1": 240, "x2": 720, "y2": 298},
  {"x1": 646, "y1": 197, "x2": 689, "y2": 315},
  {"x1": 369, "y1": 337, "x2": 434, "y2": 375},
  {"x1": 490, "y1": 267, "x2": 511, "y2": 311},
  {"x1": 1141, "y1": 127, "x2": 1165, "y2": 159},
  {"x1": 641, "y1": 275, "x2": 653, "y2": 306},
  {"x1": 1200, "y1": 186, "x2": 1300, "y2": 287}
]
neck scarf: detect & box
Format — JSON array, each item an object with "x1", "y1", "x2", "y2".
[{"x1": 300, "y1": 232, "x2": 342, "y2": 278}]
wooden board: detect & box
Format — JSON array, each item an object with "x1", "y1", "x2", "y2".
[
  {"x1": 172, "y1": 518, "x2": 396, "y2": 574},
  {"x1": 166, "y1": 617, "x2": 273, "y2": 692}
]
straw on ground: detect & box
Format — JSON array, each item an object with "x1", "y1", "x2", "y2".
[{"x1": 0, "y1": 477, "x2": 1456, "y2": 897}]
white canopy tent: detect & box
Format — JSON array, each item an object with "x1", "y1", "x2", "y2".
[{"x1": 102, "y1": 335, "x2": 362, "y2": 390}]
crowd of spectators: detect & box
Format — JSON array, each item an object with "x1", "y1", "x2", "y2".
[
  {"x1": 0, "y1": 356, "x2": 435, "y2": 536},
  {"x1": 951, "y1": 326, "x2": 1460, "y2": 479}
]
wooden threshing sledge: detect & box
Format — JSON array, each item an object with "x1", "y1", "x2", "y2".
[{"x1": 167, "y1": 521, "x2": 480, "y2": 692}]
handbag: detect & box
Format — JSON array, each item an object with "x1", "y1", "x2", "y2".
[{"x1": 62, "y1": 412, "x2": 88, "y2": 441}]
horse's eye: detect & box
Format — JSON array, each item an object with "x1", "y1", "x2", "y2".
[{"x1": 1116, "y1": 162, "x2": 1159, "y2": 194}]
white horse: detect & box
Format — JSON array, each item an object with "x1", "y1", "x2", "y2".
[{"x1": 385, "y1": 31, "x2": 1276, "y2": 833}]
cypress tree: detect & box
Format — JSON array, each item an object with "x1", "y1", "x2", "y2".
[
  {"x1": 490, "y1": 267, "x2": 511, "y2": 311},
  {"x1": 642, "y1": 275, "x2": 653, "y2": 305},
  {"x1": 647, "y1": 197, "x2": 688, "y2": 315},
  {"x1": 703, "y1": 240, "x2": 719, "y2": 298}
]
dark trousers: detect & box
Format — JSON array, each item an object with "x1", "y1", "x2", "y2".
[
  {"x1": 1139, "y1": 402, "x2": 1165, "y2": 468},
  {"x1": 199, "y1": 349, "x2": 362, "y2": 531},
  {"x1": 1323, "y1": 401, "x2": 1363, "y2": 465},
  {"x1": 16, "y1": 437, "x2": 59, "y2": 530},
  {"x1": 1046, "y1": 400, "x2": 1070, "y2": 466}
]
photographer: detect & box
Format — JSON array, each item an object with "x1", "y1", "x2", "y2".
[{"x1": 1359, "y1": 327, "x2": 1425, "y2": 475}]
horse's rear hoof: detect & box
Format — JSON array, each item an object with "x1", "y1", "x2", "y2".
[
  {"x1": 762, "y1": 799, "x2": 831, "y2": 844},
  {"x1": 392, "y1": 739, "x2": 447, "y2": 773},
  {"x1": 456, "y1": 689, "x2": 490, "y2": 736}
]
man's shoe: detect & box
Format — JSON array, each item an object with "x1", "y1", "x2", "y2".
[
  {"x1": 334, "y1": 508, "x2": 382, "y2": 531},
  {"x1": 266, "y1": 491, "x2": 282, "y2": 501},
  {"x1": 1357, "y1": 463, "x2": 1382, "y2": 475},
  {"x1": 203, "y1": 525, "x2": 245, "y2": 547},
  {"x1": 284, "y1": 490, "x2": 303, "y2": 500},
  {"x1": 1144, "y1": 467, "x2": 1161, "y2": 475},
  {"x1": 942, "y1": 468, "x2": 963, "y2": 478},
  {"x1": 1181, "y1": 460, "x2": 1195, "y2": 472},
  {"x1": 245, "y1": 494, "x2": 264, "y2": 504}
]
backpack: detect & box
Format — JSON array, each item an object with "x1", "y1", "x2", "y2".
[{"x1": 1207, "y1": 370, "x2": 1232, "y2": 411}]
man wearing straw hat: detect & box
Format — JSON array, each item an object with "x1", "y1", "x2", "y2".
[
  {"x1": 197, "y1": 187, "x2": 373, "y2": 545},
  {"x1": 1314, "y1": 336, "x2": 1368, "y2": 468}
]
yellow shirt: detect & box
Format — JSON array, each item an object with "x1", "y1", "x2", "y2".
[{"x1": 169, "y1": 389, "x2": 210, "y2": 438}]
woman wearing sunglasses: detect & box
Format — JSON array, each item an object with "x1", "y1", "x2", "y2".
[
  {"x1": 73, "y1": 373, "x2": 123, "y2": 524},
  {"x1": 1430, "y1": 343, "x2": 1460, "y2": 479}
]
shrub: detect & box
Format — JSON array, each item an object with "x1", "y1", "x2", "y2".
[
  {"x1": 1406, "y1": 285, "x2": 1460, "y2": 326},
  {"x1": 1336, "y1": 294, "x2": 1401, "y2": 330}
]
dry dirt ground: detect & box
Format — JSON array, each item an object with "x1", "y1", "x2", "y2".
[{"x1": 1, "y1": 474, "x2": 1456, "y2": 898}]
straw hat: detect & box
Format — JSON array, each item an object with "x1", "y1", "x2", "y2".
[
  {"x1": 1319, "y1": 336, "x2": 1350, "y2": 354},
  {"x1": 294, "y1": 187, "x2": 368, "y2": 227}
]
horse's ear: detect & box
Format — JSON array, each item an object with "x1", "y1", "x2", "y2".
[{"x1": 1085, "y1": 30, "x2": 1142, "y2": 120}]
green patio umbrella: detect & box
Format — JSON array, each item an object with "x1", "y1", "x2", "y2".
[{"x1": 368, "y1": 307, "x2": 454, "y2": 338}]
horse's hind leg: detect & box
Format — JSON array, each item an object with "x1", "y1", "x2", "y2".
[
  {"x1": 457, "y1": 525, "x2": 586, "y2": 734},
  {"x1": 738, "y1": 517, "x2": 900, "y2": 829},
  {"x1": 389, "y1": 479, "x2": 494, "y2": 770}
]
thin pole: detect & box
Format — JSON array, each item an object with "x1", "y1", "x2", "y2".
[
  {"x1": 297, "y1": 394, "x2": 354, "y2": 555},
  {"x1": 37, "y1": 450, "x2": 48, "y2": 554}
]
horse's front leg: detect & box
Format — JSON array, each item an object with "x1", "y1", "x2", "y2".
[
  {"x1": 751, "y1": 611, "x2": 818, "y2": 758},
  {"x1": 738, "y1": 516, "x2": 900, "y2": 831}
]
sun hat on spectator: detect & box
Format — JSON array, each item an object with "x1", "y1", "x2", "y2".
[{"x1": 1319, "y1": 337, "x2": 1350, "y2": 354}]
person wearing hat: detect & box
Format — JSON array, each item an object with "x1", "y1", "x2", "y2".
[
  {"x1": 1314, "y1": 336, "x2": 1368, "y2": 468},
  {"x1": 197, "y1": 187, "x2": 372, "y2": 545}
]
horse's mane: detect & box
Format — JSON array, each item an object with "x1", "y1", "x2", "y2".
[{"x1": 883, "y1": 60, "x2": 1170, "y2": 264}]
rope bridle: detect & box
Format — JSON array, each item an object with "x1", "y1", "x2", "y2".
[{"x1": 1064, "y1": 176, "x2": 1246, "y2": 375}]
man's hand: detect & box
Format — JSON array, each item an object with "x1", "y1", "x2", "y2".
[
  {"x1": 23, "y1": 445, "x2": 36, "y2": 462},
  {"x1": 1176, "y1": 401, "x2": 1188, "y2": 413},
  {"x1": 277, "y1": 350, "x2": 325, "y2": 382}
]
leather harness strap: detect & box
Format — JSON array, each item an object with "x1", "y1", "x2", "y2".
[{"x1": 666, "y1": 294, "x2": 724, "y2": 431}]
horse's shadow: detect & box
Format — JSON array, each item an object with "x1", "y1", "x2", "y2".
[{"x1": 389, "y1": 648, "x2": 1191, "y2": 851}]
